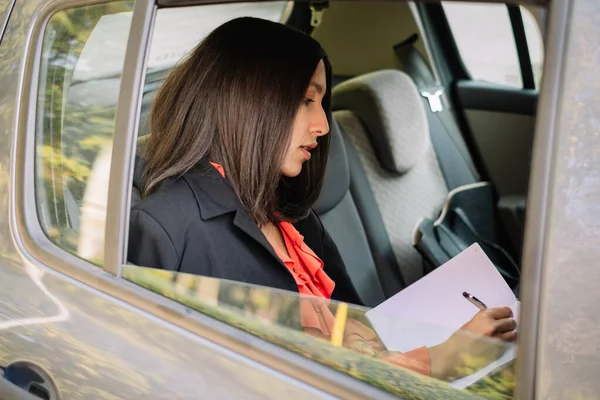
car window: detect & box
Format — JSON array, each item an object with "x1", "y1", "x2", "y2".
[
  {"x1": 123, "y1": 3, "x2": 519, "y2": 398},
  {"x1": 35, "y1": 1, "x2": 134, "y2": 265},
  {"x1": 123, "y1": 266, "x2": 514, "y2": 399},
  {"x1": 147, "y1": 2, "x2": 290, "y2": 73},
  {"x1": 137, "y1": 2, "x2": 290, "y2": 136},
  {"x1": 76, "y1": 2, "x2": 290, "y2": 89},
  {"x1": 442, "y1": 2, "x2": 544, "y2": 89},
  {"x1": 35, "y1": 1, "x2": 289, "y2": 266},
  {"x1": 68, "y1": 1, "x2": 290, "y2": 263}
]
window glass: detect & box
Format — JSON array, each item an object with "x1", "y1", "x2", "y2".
[
  {"x1": 123, "y1": 2, "x2": 519, "y2": 397},
  {"x1": 35, "y1": 2, "x2": 134, "y2": 265},
  {"x1": 443, "y1": 2, "x2": 521, "y2": 88},
  {"x1": 148, "y1": 2, "x2": 289, "y2": 73},
  {"x1": 443, "y1": 2, "x2": 544, "y2": 89},
  {"x1": 137, "y1": 2, "x2": 289, "y2": 135},
  {"x1": 521, "y1": 6, "x2": 545, "y2": 88},
  {"x1": 75, "y1": 2, "x2": 289, "y2": 91},
  {"x1": 36, "y1": 2, "x2": 288, "y2": 266},
  {"x1": 123, "y1": 267, "x2": 516, "y2": 398}
]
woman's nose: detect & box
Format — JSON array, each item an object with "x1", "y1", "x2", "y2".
[{"x1": 311, "y1": 106, "x2": 329, "y2": 137}]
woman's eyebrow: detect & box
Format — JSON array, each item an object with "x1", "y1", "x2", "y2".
[{"x1": 310, "y1": 82, "x2": 324, "y2": 94}]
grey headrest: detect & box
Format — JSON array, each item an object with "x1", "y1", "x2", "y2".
[
  {"x1": 313, "y1": 118, "x2": 350, "y2": 215},
  {"x1": 332, "y1": 70, "x2": 429, "y2": 174}
]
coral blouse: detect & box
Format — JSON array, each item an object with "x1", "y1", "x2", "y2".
[{"x1": 210, "y1": 162, "x2": 430, "y2": 376}]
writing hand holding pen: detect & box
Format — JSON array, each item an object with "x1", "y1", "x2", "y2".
[
  {"x1": 459, "y1": 291, "x2": 516, "y2": 340},
  {"x1": 428, "y1": 292, "x2": 518, "y2": 379}
]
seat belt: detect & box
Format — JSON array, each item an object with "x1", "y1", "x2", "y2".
[
  {"x1": 309, "y1": 1, "x2": 328, "y2": 29},
  {"x1": 397, "y1": 36, "x2": 521, "y2": 291},
  {"x1": 393, "y1": 34, "x2": 479, "y2": 190}
]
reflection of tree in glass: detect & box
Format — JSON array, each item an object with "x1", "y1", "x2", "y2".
[
  {"x1": 216, "y1": 283, "x2": 302, "y2": 328},
  {"x1": 123, "y1": 267, "x2": 517, "y2": 399},
  {"x1": 37, "y1": 2, "x2": 134, "y2": 252},
  {"x1": 465, "y1": 360, "x2": 515, "y2": 399}
]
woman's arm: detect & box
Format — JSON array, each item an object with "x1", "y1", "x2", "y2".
[
  {"x1": 342, "y1": 307, "x2": 517, "y2": 381},
  {"x1": 428, "y1": 307, "x2": 517, "y2": 380},
  {"x1": 128, "y1": 208, "x2": 180, "y2": 270}
]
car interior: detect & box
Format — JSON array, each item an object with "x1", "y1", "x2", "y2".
[{"x1": 62, "y1": 0, "x2": 544, "y2": 308}]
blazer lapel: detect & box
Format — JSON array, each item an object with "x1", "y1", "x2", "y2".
[
  {"x1": 232, "y1": 210, "x2": 283, "y2": 264},
  {"x1": 184, "y1": 160, "x2": 285, "y2": 267}
]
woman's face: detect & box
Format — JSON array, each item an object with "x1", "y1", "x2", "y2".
[{"x1": 280, "y1": 60, "x2": 329, "y2": 178}]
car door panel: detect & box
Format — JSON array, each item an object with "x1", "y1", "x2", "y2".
[
  {"x1": 0, "y1": 1, "x2": 333, "y2": 398},
  {"x1": 454, "y1": 81, "x2": 537, "y2": 198},
  {"x1": 0, "y1": 378, "x2": 39, "y2": 400},
  {"x1": 452, "y1": 82, "x2": 537, "y2": 256},
  {"x1": 0, "y1": 257, "x2": 332, "y2": 399},
  {"x1": 462, "y1": 110, "x2": 534, "y2": 194},
  {"x1": 455, "y1": 81, "x2": 537, "y2": 115}
]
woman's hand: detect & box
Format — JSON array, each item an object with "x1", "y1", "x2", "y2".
[
  {"x1": 460, "y1": 307, "x2": 517, "y2": 342},
  {"x1": 429, "y1": 307, "x2": 517, "y2": 380}
]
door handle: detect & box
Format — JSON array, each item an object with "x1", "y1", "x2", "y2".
[{"x1": 0, "y1": 361, "x2": 60, "y2": 400}]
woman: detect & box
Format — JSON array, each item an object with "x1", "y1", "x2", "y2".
[{"x1": 128, "y1": 17, "x2": 516, "y2": 381}]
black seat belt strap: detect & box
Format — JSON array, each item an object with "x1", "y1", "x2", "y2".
[{"x1": 393, "y1": 34, "x2": 479, "y2": 189}]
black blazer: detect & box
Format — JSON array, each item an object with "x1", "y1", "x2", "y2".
[{"x1": 128, "y1": 160, "x2": 362, "y2": 305}]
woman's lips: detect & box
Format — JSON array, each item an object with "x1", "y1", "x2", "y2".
[{"x1": 300, "y1": 146, "x2": 312, "y2": 160}]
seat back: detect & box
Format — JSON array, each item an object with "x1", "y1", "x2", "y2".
[
  {"x1": 314, "y1": 119, "x2": 407, "y2": 306},
  {"x1": 331, "y1": 70, "x2": 449, "y2": 286}
]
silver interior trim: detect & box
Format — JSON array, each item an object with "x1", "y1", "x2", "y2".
[
  {"x1": 514, "y1": 0, "x2": 572, "y2": 398},
  {"x1": 11, "y1": 0, "x2": 121, "y2": 298},
  {"x1": 103, "y1": 0, "x2": 155, "y2": 276}
]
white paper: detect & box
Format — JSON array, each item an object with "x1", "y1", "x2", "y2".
[{"x1": 366, "y1": 243, "x2": 519, "y2": 386}]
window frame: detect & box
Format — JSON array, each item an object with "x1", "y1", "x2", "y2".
[
  {"x1": 420, "y1": 1, "x2": 541, "y2": 90},
  {"x1": 103, "y1": 0, "x2": 155, "y2": 276},
  {"x1": 10, "y1": 1, "x2": 403, "y2": 398}
]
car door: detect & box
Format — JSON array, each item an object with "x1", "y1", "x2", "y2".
[
  {"x1": 0, "y1": 1, "x2": 383, "y2": 399},
  {"x1": 416, "y1": 2, "x2": 545, "y2": 257},
  {"x1": 3, "y1": 0, "x2": 596, "y2": 399}
]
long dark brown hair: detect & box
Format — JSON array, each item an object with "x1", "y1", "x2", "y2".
[{"x1": 142, "y1": 17, "x2": 332, "y2": 225}]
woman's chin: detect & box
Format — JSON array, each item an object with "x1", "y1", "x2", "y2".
[{"x1": 280, "y1": 162, "x2": 303, "y2": 178}]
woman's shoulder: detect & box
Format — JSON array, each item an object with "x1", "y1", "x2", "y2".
[
  {"x1": 131, "y1": 177, "x2": 199, "y2": 227},
  {"x1": 293, "y1": 210, "x2": 327, "y2": 254},
  {"x1": 293, "y1": 209, "x2": 324, "y2": 237}
]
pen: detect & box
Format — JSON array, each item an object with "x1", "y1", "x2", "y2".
[{"x1": 463, "y1": 291, "x2": 488, "y2": 310}]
